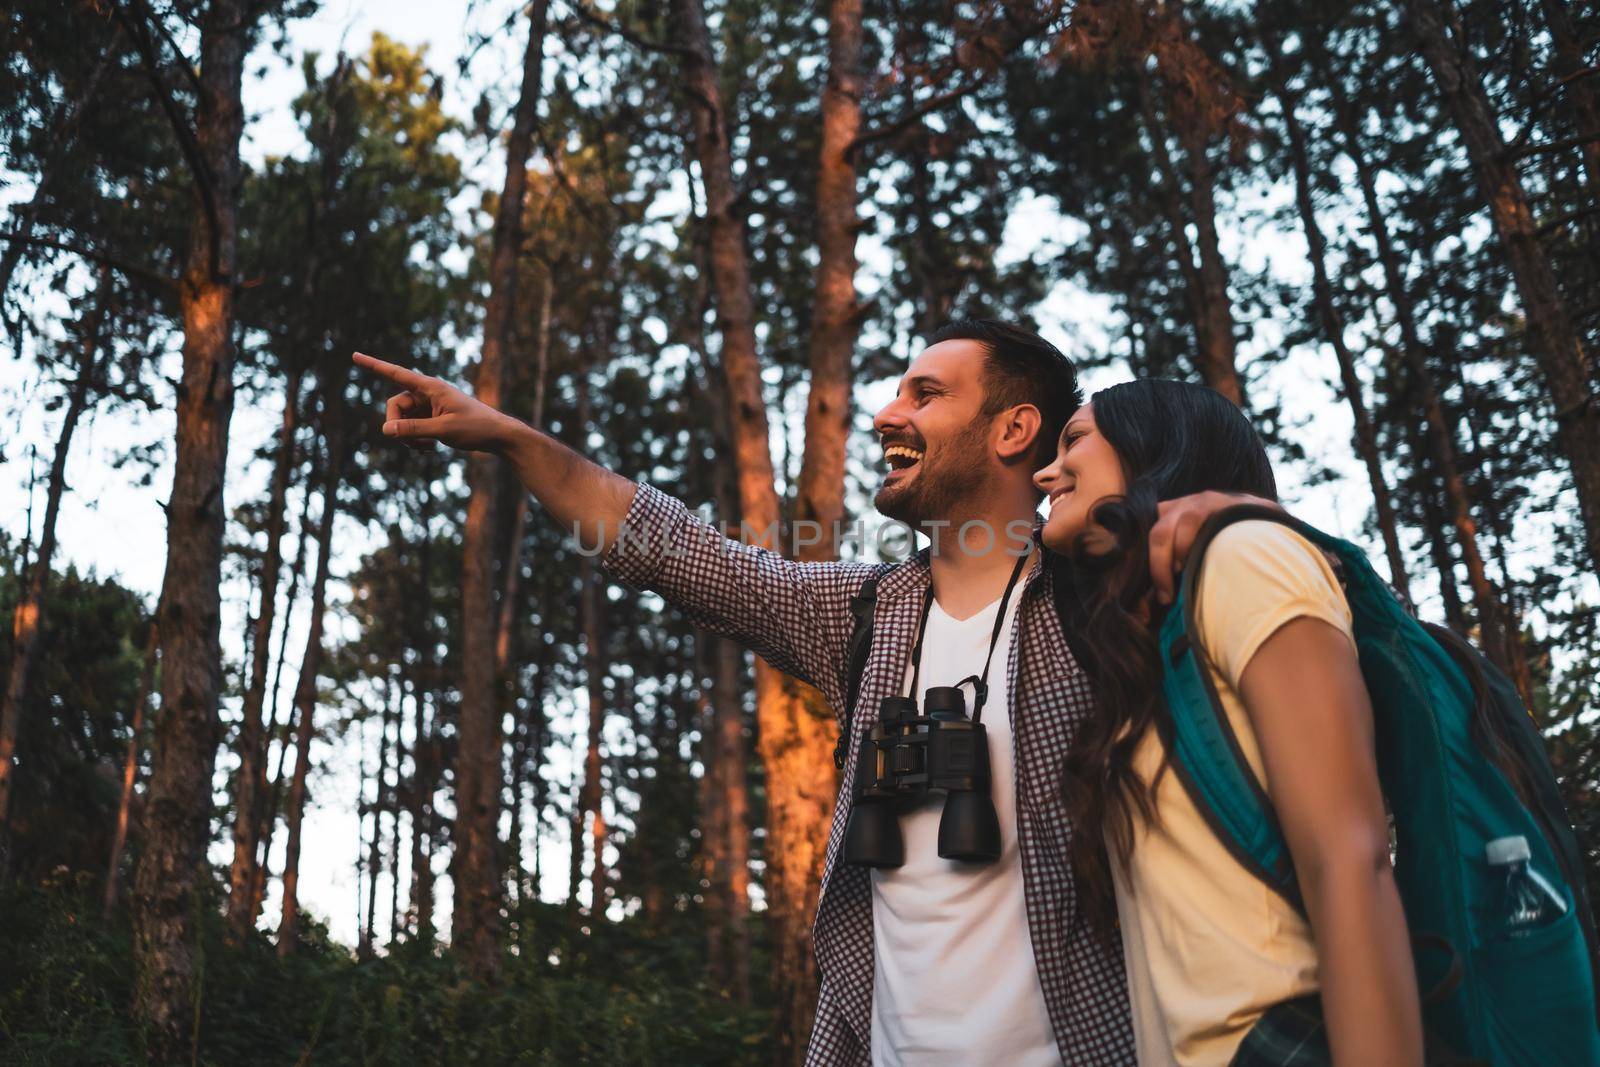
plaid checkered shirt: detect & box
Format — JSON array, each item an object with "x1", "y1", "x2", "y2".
[{"x1": 600, "y1": 483, "x2": 1136, "y2": 1066}]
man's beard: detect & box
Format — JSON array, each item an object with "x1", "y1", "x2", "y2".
[{"x1": 874, "y1": 415, "x2": 991, "y2": 530}]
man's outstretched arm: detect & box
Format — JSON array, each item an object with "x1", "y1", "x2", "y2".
[
  {"x1": 354, "y1": 351, "x2": 637, "y2": 553},
  {"x1": 353, "y1": 350, "x2": 876, "y2": 710}
]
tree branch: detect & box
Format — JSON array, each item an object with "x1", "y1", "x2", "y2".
[
  {"x1": 533, "y1": 126, "x2": 611, "y2": 230},
  {"x1": 1537, "y1": 204, "x2": 1600, "y2": 236},
  {"x1": 847, "y1": 76, "x2": 987, "y2": 160},
  {"x1": 1506, "y1": 130, "x2": 1600, "y2": 161},
  {"x1": 0, "y1": 34, "x2": 119, "y2": 299},
  {"x1": 0, "y1": 231, "x2": 178, "y2": 291},
  {"x1": 113, "y1": 0, "x2": 223, "y2": 281},
  {"x1": 846, "y1": 6, "x2": 1050, "y2": 161},
  {"x1": 568, "y1": 0, "x2": 696, "y2": 59}
]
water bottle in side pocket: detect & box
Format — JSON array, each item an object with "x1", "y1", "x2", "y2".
[{"x1": 1486, "y1": 835, "x2": 1568, "y2": 938}]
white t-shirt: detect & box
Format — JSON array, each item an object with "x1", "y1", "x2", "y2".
[{"x1": 870, "y1": 589, "x2": 1060, "y2": 1066}]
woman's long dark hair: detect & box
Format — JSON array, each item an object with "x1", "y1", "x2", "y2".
[{"x1": 1050, "y1": 379, "x2": 1277, "y2": 941}]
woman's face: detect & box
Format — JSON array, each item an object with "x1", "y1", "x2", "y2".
[{"x1": 1033, "y1": 403, "x2": 1127, "y2": 554}]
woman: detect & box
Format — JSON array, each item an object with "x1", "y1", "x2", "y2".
[{"x1": 1031, "y1": 379, "x2": 1423, "y2": 1067}]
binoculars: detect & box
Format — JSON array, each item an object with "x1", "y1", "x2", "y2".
[{"x1": 840, "y1": 684, "x2": 1002, "y2": 868}]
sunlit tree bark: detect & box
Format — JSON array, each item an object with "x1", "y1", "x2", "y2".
[{"x1": 672, "y1": 0, "x2": 846, "y2": 1052}]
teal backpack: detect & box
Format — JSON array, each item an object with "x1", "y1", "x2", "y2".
[{"x1": 1157, "y1": 505, "x2": 1600, "y2": 1066}]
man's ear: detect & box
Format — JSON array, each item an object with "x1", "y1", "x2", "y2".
[{"x1": 995, "y1": 403, "x2": 1043, "y2": 462}]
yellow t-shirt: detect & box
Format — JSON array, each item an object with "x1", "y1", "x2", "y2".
[{"x1": 1111, "y1": 520, "x2": 1358, "y2": 1067}]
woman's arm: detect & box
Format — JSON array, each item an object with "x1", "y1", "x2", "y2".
[{"x1": 1239, "y1": 617, "x2": 1423, "y2": 1067}]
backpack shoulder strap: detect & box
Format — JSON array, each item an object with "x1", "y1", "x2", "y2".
[
  {"x1": 833, "y1": 571, "x2": 882, "y2": 770},
  {"x1": 1161, "y1": 504, "x2": 1323, "y2": 913},
  {"x1": 1162, "y1": 502, "x2": 1433, "y2": 910}
]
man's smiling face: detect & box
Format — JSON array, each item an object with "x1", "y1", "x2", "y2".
[{"x1": 871, "y1": 339, "x2": 996, "y2": 527}]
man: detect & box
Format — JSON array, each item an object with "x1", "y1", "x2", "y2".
[{"x1": 356, "y1": 320, "x2": 1247, "y2": 1065}]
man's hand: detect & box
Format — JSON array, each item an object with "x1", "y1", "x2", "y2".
[
  {"x1": 1148, "y1": 492, "x2": 1280, "y2": 604},
  {"x1": 353, "y1": 352, "x2": 520, "y2": 453}
]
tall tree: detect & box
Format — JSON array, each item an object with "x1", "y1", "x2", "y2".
[
  {"x1": 1263, "y1": 36, "x2": 1410, "y2": 603},
  {"x1": 120, "y1": 1, "x2": 254, "y2": 1055},
  {"x1": 453, "y1": 0, "x2": 549, "y2": 982},
  {"x1": 276, "y1": 416, "x2": 344, "y2": 955},
  {"x1": 224, "y1": 58, "x2": 353, "y2": 939},
  {"x1": 694, "y1": 351, "x2": 753, "y2": 1001},
  {"x1": 105, "y1": 616, "x2": 160, "y2": 917},
  {"x1": 360, "y1": 677, "x2": 394, "y2": 958},
  {"x1": 578, "y1": 553, "x2": 609, "y2": 916},
  {"x1": 796, "y1": 0, "x2": 866, "y2": 564},
  {"x1": 409, "y1": 482, "x2": 440, "y2": 943},
  {"x1": 1406, "y1": 0, "x2": 1600, "y2": 573},
  {"x1": 1311, "y1": 28, "x2": 1531, "y2": 690},
  {"x1": 670, "y1": 0, "x2": 844, "y2": 1051},
  {"x1": 0, "y1": 266, "x2": 110, "y2": 851},
  {"x1": 1070, "y1": 0, "x2": 1249, "y2": 403}
]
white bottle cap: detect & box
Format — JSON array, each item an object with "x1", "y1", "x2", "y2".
[{"x1": 1485, "y1": 835, "x2": 1531, "y2": 865}]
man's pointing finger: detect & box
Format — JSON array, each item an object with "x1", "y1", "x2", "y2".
[{"x1": 354, "y1": 351, "x2": 431, "y2": 391}]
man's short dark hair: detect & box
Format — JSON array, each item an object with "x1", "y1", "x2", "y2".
[{"x1": 926, "y1": 318, "x2": 1082, "y2": 469}]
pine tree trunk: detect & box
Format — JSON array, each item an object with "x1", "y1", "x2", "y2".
[
  {"x1": 454, "y1": 0, "x2": 549, "y2": 982},
  {"x1": 361, "y1": 678, "x2": 393, "y2": 959},
  {"x1": 409, "y1": 487, "x2": 437, "y2": 942},
  {"x1": 355, "y1": 735, "x2": 368, "y2": 950},
  {"x1": 694, "y1": 637, "x2": 725, "y2": 973},
  {"x1": 567, "y1": 775, "x2": 583, "y2": 915},
  {"x1": 388, "y1": 670, "x2": 405, "y2": 944},
  {"x1": 529, "y1": 674, "x2": 546, "y2": 905},
  {"x1": 495, "y1": 273, "x2": 552, "y2": 687},
  {"x1": 104, "y1": 616, "x2": 159, "y2": 917},
  {"x1": 497, "y1": 275, "x2": 552, "y2": 918},
  {"x1": 713, "y1": 634, "x2": 752, "y2": 1002},
  {"x1": 510, "y1": 632, "x2": 552, "y2": 915},
  {"x1": 1136, "y1": 72, "x2": 1243, "y2": 404},
  {"x1": 232, "y1": 63, "x2": 346, "y2": 922},
  {"x1": 506, "y1": 696, "x2": 526, "y2": 922},
  {"x1": 1407, "y1": 0, "x2": 1600, "y2": 573},
  {"x1": 247, "y1": 475, "x2": 317, "y2": 921},
  {"x1": 225, "y1": 366, "x2": 303, "y2": 938},
  {"x1": 1387, "y1": 349, "x2": 1470, "y2": 629},
  {"x1": 276, "y1": 424, "x2": 344, "y2": 956},
  {"x1": 693, "y1": 369, "x2": 754, "y2": 999},
  {"x1": 1321, "y1": 49, "x2": 1521, "y2": 667},
  {"x1": 1420, "y1": 482, "x2": 1468, "y2": 630},
  {"x1": 579, "y1": 547, "x2": 608, "y2": 916},
  {"x1": 128, "y1": 1, "x2": 250, "y2": 1050},
  {"x1": 798, "y1": 0, "x2": 863, "y2": 556},
  {"x1": 673, "y1": 0, "x2": 836, "y2": 1053},
  {"x1": 0, "y1": 269, "x2": 108, "y2": 845},
  {"x1": 1269, "y1": 52, "x2": 1411, "y2": 603},
  {"x1": 1177, "y1": 123, "x2": 1244, "y2": 406}
]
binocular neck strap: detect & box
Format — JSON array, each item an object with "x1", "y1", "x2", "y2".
[
  {"x1": 907, "y1": 549, "x2": 1033, "y2": 723},
  {"x1": 906, "y1": 583, "x2": 938, "y2": 701}
]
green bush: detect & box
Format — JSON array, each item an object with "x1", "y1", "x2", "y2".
[{"x1": 0, "y1": 880, "x2": 770, "y2": 1066}]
